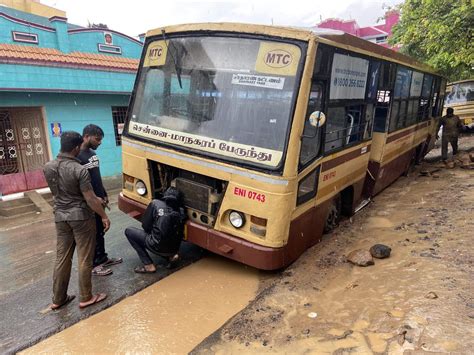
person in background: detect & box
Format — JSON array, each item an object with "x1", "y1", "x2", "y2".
[
  {"x1": 124, "y1": 187, "x2": 186, "y2": 273},
  {"x1": 43, "y1": 131, "x2": 110, "y2": 309},
  {"x1": 78, "y1": 124, "x2": 122, "y2": 276},
  {"x1": 436, "y1": 107, "x2": 464, "y2": 161}
]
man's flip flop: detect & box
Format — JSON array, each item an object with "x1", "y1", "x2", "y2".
[
  {"x1": 134, "y1": 266, "x2": 156, "y2": 274},
  {"x1": 51, "y1": 294, "x2": 76, "y2": 310},
  {"x1": 101, "y1": 257, "x2": 123, "y2": 267},
  {"x1": 92, "y1": 265, "x2": 113, "y2": 276},
  {"x1": 79, "y1": 293, "x2": 107, "y2": 309}
]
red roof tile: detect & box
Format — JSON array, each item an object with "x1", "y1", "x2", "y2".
[{"x1": 0, "y1": 44, "x2": 139, "y2": 72}]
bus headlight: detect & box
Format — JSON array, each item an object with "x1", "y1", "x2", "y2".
[
  {"x1": 135, "y1": 180, "x2": 147, "y2": 196},
  {"x1": 229, "y1": 211, "x2": 245, "y2": 229}
]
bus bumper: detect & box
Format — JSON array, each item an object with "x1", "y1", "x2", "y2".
[
  {"x1": 118, "y1": 193, "x2": 286, "y2": 270},
  {"x1": 186, "y1": 221, "x2": 285, "y2": 270},
  {"x1": 118, "y1": 192, "x2": 147, "y2": 219}
]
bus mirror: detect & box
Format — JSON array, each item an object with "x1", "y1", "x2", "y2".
[{"x1": 309, "y1": 111, "x2": 326, "y2": 127}]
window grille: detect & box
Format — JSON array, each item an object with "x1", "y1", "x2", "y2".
[{"x1": 111, "y1": 106, "x2": 128, "y2": 146}]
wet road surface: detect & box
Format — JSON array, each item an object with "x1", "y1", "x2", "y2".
[
  {"x1": 22, "y1": 256, "x2": 259, "y2": 354},
  {"x1": 0, "y1": 200, "x2": 203, "y2": 354}
]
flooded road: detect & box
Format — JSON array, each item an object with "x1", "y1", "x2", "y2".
[
  {"x1": 194, "y1": 153, "x2": 474, "y2": 354},
  {"x1": 9, "y1": 140, "x2": 473, "y2": 354},
  {"x1": 23, "y1": 256, "x2": 259, "y2": 354}
]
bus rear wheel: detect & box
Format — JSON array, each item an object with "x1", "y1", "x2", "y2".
[{"x1": 324, "y1": 195, "x2": 341, "y2": 233}]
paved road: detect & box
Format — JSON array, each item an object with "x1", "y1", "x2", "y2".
[{"x1": 0, "y1": 200, "x2": 203, "y2": 354}]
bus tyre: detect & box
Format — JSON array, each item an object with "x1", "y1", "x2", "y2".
[{"x1": 324, "y1": 195, "x2": 341, "y2": 233}]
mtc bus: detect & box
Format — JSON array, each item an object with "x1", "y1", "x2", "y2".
[
  {"x1": 444, "y1": 79, "x2": 474, "y2": 131},
  {"x1": 119, "y1": 24, "x2": 445, "y2": 270}
]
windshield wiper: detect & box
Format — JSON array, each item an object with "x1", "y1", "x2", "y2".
[{"x1": 161, "y1": 29, "x2": 183, "y2": 89}]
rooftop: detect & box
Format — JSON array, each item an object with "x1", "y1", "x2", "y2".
[{"x1": 0, "y1": 43, "x2": 139, "y2": 71}]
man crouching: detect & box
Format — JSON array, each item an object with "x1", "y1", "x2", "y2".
[{"x1": 125, "y1": 187, "x2": 186, "y2": 273}]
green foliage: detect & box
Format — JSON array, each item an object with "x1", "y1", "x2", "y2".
[{"x1": 389, "y1": 0, "x2": 473, "y2": 82}]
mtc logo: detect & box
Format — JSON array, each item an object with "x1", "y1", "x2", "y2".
[
  {"x1": 265, "y1": 50, "x2": 292, "y2": 68},
  {"x1": 149, "y1": 45, "x2": 163, "y2": 59}
]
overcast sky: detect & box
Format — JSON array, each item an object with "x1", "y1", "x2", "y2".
[{"x1": 41, "y1": 0, "x2": 401, "y2": 38}]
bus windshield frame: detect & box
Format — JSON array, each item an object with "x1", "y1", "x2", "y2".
[
  {"x1": 124, "y1": 32, "x2": 307, "y2": 172},
  {"x1": 444, "y1": 80, "x2": 474, "y2": 106}
]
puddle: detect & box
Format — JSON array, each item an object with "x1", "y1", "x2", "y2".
[
  {"x1": 365, "y1": 217, "x2": 394, "y2": 228},
  {"x1": 22, "y1": 256, "x2": 259, "y2": 354}
]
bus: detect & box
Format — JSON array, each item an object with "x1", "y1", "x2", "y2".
[
  {"x1": 118, "y1": 23, "x2": 445, "y2": 270},
  {"x1": 443, "y1": 79, "x2": 474, "y2": 131}
]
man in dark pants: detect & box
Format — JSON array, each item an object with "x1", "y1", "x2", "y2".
[
  {"x1": 125, "y1": 187, "x2": 186, "y2": 273},
  {"x1": 78, "y1": 124, "x2": 122, "y2": 276},
  {"x1": 437, "y1": 107, "x2": 464, "y2": 161},
  {"x1": 44, "y1": 131, "x2": 110, "y2": 309}
]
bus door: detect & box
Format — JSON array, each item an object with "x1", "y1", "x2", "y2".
[{"x1": 288, "y1": 78, "x2": 327, "y2": 259}]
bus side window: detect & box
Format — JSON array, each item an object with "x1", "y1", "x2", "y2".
[
  {"x1": 419, "y1": 74, "x2": 433, "y2": 121},
  {"x1": 373, "y1": 63, "x2": 395, "y2": 132},
  {"x1": 389, "y1": 66, "x2": 412, "y2": 132},
  {"x1": 297, "y1": 167, "x2": 320, "y2": 206},
  {"x1": 324, "y1": 106, "x2": 346, "y2": 151},
  {"x1": 364, "y1": 104, "x2": 374, "y2": 139},
  {"x1": 432, "y1": 78, "x2": 445, "y2": 117},
  {"x1": 324, "y1": 105, "x2": 365, "y2": 152},
  {"x1": 299, "y1": 83, "x2": 323, "y2": 166}
]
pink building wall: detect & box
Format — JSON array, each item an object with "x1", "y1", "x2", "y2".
[{"x1": 315, "y1": 10, "x2": 400, "y2": 50}]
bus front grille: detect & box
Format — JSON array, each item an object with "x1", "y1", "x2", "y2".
[{"x1": 175, "y1": 178, "x2": 218, "y2": 215}]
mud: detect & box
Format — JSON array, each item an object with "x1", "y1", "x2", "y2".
[
  {"x1": 194, "y1": 142, "x2": 474, "y2": 354},
  {"x1": 22, "y1": 256, "x2": 259, "y2": 354}
]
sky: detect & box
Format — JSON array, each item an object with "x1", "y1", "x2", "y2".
[{"x1": 40, "y1": 0, "x2": 401, "y2": 38}]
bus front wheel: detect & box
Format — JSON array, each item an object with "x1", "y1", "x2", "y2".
[{"x1": 324, "y1": 195, "x2": 341, "y2": 233}]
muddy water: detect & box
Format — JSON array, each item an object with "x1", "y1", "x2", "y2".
[
  {"x1": 23, "y1": 256, "x2": 258, "y2": 354},
  {"x1": 198, "y1": 167, "x2": 474, "y2": 354}
]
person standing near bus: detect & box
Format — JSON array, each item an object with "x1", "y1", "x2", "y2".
[
  {"x1": 437, "y1": 107, "x2": 464, "y2": 161},
  {"x1": 78, "y1": 124, "x2": 122, "y2": 276},
  {"x1": 43, "y1": 131, "x2": 109, "y2": 309}
]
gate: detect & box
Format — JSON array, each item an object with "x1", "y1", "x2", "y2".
[{"x1": 0, "y1": 108, "x2": 49, "y2": 195}]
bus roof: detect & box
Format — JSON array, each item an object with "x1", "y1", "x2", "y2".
[
  {"x1": 447, "y1": 79, "x2": 474, "y2": 86},
  {"x1": 146, "y1": 22, "x2": 440, "y2": 76}
]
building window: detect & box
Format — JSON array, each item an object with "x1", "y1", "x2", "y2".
[
  {"x1": 12, "y1": 31, "x2": 39, "y2": 44},
  {"x1": 98, "y1": 44, "x2": 122, "y2": 55},
  {"x1": 375, "y1": 36, "x2": 388, "y2": 44},
  {"x1": 112, "y1": 106, "x2": 128, "y2": 146}
]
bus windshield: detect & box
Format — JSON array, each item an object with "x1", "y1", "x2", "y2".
[
  {"x1": 445, "y1": 81, "x2": 474, "y2": 105},
  {"x1": 127, "y1": 35, "x2": 304, "y2": 169}
]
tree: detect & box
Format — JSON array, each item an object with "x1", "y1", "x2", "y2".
[{"x1": 389, "y1": 0, "x2": 473, "y2": 82}]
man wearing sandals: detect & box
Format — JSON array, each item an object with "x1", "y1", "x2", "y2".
[
  {"x1": 125, "y1": 187, "x2": 186, "y2": 273},
  {"x1": 78, "y1": 124, "x2": 122, "y2": 276},
  {"x1": 44, "y1": 131, "x2": 110, "y2": 309}
]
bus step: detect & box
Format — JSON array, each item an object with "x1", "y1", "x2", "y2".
[{"x1": 354, "y1": 198, "x2": 371, "y2": 214}]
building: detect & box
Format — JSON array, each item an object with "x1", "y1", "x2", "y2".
[
  {"x1": 0, "y1": 1, "x2": 142, "y2": 195},
  {"x1": 315, "y1": 10, "x2": 400, "y2": 50}
]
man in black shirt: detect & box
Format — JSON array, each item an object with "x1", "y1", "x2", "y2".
[{"x1": 78, "y1": 124, "x2": 122, "y2": 276}]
